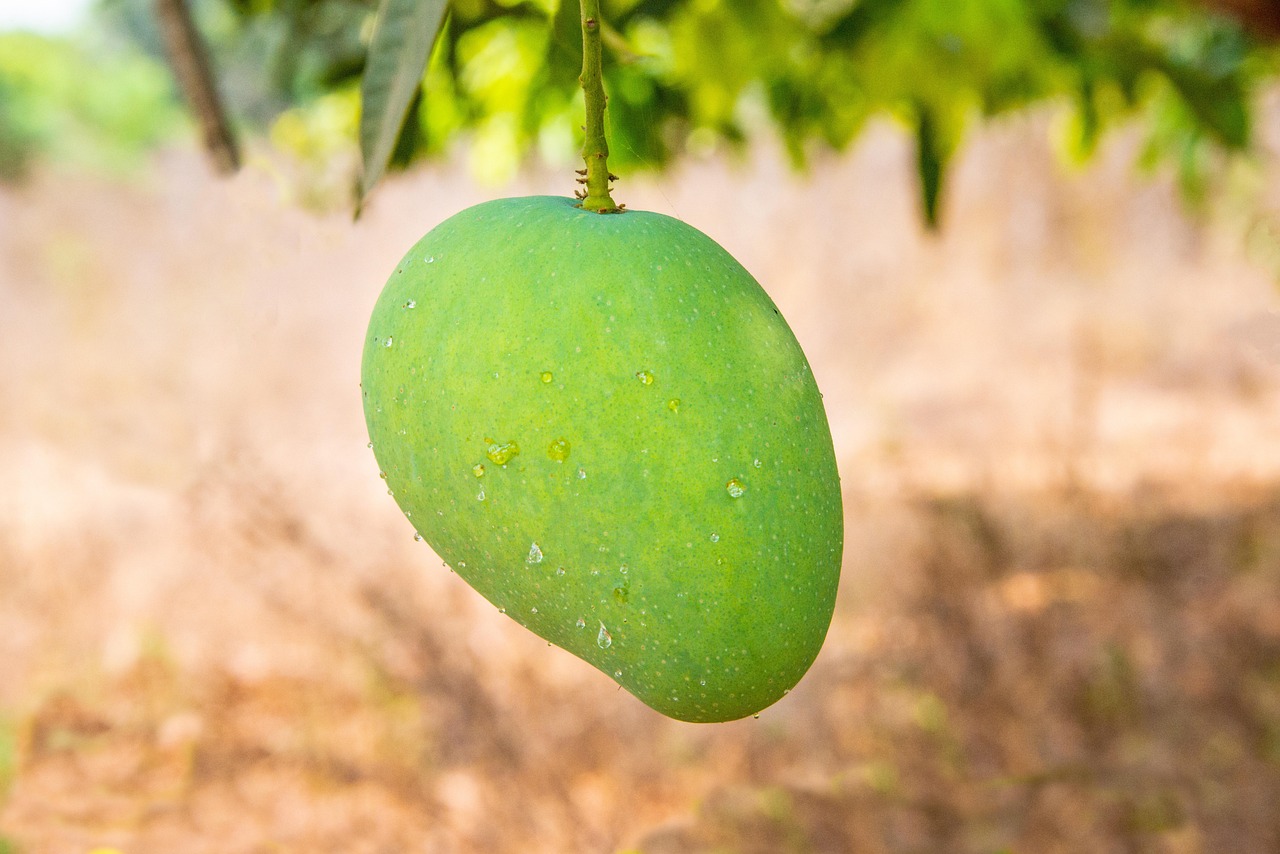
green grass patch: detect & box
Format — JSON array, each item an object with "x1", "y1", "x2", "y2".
[{"x1": 0, "y1": 714, "x2": 15, "y2": 801}]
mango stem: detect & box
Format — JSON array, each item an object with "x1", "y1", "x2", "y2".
[{"x1": 577, "y1": 0, "x2": 621, "y2": 213}]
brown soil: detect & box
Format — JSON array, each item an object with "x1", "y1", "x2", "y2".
[{"x1": 2, "y1": 115, "x2": 1279, "y2": 853}]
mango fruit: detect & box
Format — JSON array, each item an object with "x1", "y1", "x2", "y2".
[{"x1": 361, "y1": 195, "x2": 842, "y2": 722}]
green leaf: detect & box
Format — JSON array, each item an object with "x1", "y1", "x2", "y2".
[
  {"x1": 915, "y1": 102, "x2": 945, "y2": 230},
  {"x1": 1075, "y1": 73, "x2": 1100, "y2": 157},
  {"x1": 821, "y1": 0, "x2": 908, "y2": 49},
  {"x1": 546, "y1": 0, "x2": 582, "y2": 91},
  {"x1": 1158, "y1": 61, "x2": 1249, "y2": 148},
  {"x1": 359, "y1": 0, "x2": 450, "y2": 209}
]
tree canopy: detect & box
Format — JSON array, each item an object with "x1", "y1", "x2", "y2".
[{"x1": 5, "y1": 0, "x2": 1280, "y2": 222}]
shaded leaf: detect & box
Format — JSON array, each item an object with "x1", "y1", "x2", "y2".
[
  {"x1": 390, "y1": 88, "x2": 423, "y2": 168},
  {"x1": 358, "y1": 0, "x2": 450, "y2": 208},
  {"x1": 820, "y1": 0, "x2": 908, "y2": 48},
  {"x1": 545, "y1": 0, "x2": 581, "y2": 91},
  {"x1": 915, "y1": 102, "x2": 945, "y2": 230},
  {"x1": 1158, "y1": 60, "x2": 1249, "y2": 148},
  {"x1": 1076, "y1": 73, "x2": 1100, "y2": 157}
]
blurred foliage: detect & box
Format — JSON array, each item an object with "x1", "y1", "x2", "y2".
[
  {"x1": 2, "y1": 0, "x2": 1278, "y2": 218},
  {"x1": 0, "y1": 714, "x2": 13, "y2": 801},
  {"x1": 0, "y1": 30, "x2": 184, "y2": 181},
  {"x1": 199, "y1": 0, "x2": 1280, "y2": 218},
  {"x1": 0, "y1": 714, "x2": 15, "y2": 854}
]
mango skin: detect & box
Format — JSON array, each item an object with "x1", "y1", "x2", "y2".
[{"x1": 361, "y1": 196, "x2": 842, "y2": 722}]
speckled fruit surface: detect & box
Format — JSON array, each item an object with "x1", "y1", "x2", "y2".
[{"x1": 361, "y1": 195, "x2": 842, "y2": 722}]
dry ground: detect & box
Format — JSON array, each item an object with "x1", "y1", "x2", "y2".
[{"x1": 1, "y1": 112, "x2": 1280, "y2": 853}]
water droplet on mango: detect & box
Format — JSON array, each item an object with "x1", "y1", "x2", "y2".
[
  {"x1": 547, "y1": 438, "x2": 570, "y2": 462},
  {"x1": 486, "y1": 440, "x2": 520, "y2": 465}
]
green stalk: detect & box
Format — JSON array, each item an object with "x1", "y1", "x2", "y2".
[{"x1": 577, "y1": 0, "x2": 620, "y2": 212}]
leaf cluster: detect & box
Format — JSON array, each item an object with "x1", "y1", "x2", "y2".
[
  {"x1": 10, "y1": 0, "x2": 1276, "y2": 219},
  {"x1": 202, "y1": 0, "x2": 1276, "y2": 220}
]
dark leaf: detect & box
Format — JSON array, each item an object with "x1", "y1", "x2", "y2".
[
  {"x1": 358, "y1": 0, "x2": 450, "y2": 208},
  {"x1": 915, "y1": 101, "x2": 945, "y2": 230},
  {"x1": 390, "y1": 88, "x2": 423, "y2": 168},
  {"x1": 820, "y1": 0, "x2": 908, "y2": 48},
  {"x1": 1159, "y1": 61, "x2": 1250, "y2": 148}
]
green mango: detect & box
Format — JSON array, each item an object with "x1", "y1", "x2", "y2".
[{"x1": 361, "y1": 195, "x2": 842, "y2": 722}]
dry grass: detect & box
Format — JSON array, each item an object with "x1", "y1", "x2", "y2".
[{"x1": 1, "y1": 111, "x2": 1280, "y2": 853}]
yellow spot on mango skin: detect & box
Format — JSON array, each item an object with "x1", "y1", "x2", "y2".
[
  {"x1": 540, "y1": 371, "x2": 553, "y2": 383},
  {"x1": 636, "y1": 370, "x2": 654, "y2": 385}
]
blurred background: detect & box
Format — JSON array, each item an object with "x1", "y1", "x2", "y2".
[{"x1": 2, "y1": 1, "x2": 1280, "y2": 851}]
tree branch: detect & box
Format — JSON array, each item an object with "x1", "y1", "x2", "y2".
[
  {"x1": 1199, "y1": 0, "x2": 1280, "y2": 39},
  {"x1": 154, "y1": 0, "x2": 241, "y2": 174}
]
